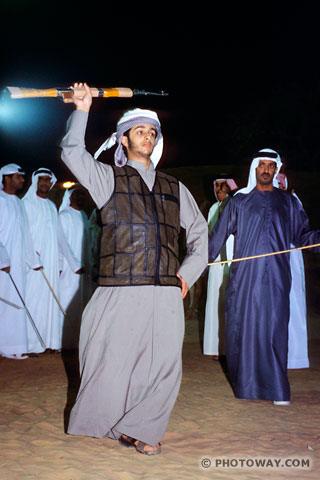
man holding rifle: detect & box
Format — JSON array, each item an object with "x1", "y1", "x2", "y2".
[{"x1": 60, "y1": 83, "x2": 208, "y2": 455}]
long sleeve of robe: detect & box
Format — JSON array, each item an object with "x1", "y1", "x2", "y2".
[
  {"x1": 208, "y1": 188, "x2": 320, "y2": 401},
  {"x1": 60, "y1": 110, "x2": 208, "y2": 445},
  {"x1": 57, "y1": 216, "x2": 82, "y2": 274},
  {"x1": 0, "y1": 240, "x2": 10, "y2": 269}
]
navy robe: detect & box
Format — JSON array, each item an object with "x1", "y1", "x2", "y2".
[{"x1": 209, "y1": 187, "x2": 320, "y2": 401}]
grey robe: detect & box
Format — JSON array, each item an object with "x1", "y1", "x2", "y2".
[{"x1": 60, "y1": 110, "x2": 208, "y2": 446}]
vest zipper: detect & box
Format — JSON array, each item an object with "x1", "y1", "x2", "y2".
[{"x1": 150, "y1": 191, "x2": 161, "y2": 285}]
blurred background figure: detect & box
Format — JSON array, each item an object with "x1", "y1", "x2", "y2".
[
  {"x1": 59, "y1": 185, "x2": 93, "y2": 350},
  {"x1": 276, "y1": 172, "x2": 309, "y2": 369},
  {"x1": 203, "y1": 176, "x2": 238, "y2": 360}
]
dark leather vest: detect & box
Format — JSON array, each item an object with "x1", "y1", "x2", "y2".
[{"x1": 98, "y1": 165, "x2": 181, "y2": 287}]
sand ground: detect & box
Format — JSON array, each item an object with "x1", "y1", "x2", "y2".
[
  {"x1": 0, "y1": 255, "x2": 319, "y2": 480},
  {"x1": 1, "y1": 325, "x2": 319, "y2": 480}
]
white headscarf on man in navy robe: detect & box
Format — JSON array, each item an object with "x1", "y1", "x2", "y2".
[{"x1": 235, "y1": 148, "x2": 282, "y2": 195}]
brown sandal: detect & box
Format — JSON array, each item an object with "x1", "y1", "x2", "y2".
[
  {"x1": 134, "y1": 441, "x2": 161, "y2": 456},
  {"x1": 119, "y1": 434, "x2": 136, "y2": 448}
]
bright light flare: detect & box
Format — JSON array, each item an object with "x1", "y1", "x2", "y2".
[
  {"x1": 0, "y1": 91, "x2": 50, "y2": 133},
  {"x1": 63, "y1": 182, "x2": 75, "y2": 189},
  {"x1": 0, "y1": 101, "x2": 15, "y2": 121}
]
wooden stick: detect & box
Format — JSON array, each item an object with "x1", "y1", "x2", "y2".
[
  {"x1": 39, "y1": 268, "x2": 66, "y2": 316},
  {"x1": 0, "y1": 295, "x2": 24, "y2": 310},
  {"x1": 208, "y1": 243, "x2": 320, "y2": 266}
]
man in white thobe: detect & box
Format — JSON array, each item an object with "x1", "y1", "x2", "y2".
[
  {"x1": 276, "y1": 173, "x2": 309, "y2": 369},
  {"x1": 203, "y1": 177, "x2": 238, "y2": 360},
  {"x1": 60, "y1": 83, "x2": 208, "y2": 455},
  {"x1": 59, "y1": 185, "x2": 93, "y2": 349},
  {"x1": 22, "y1": 168, "x2": 81, "y2": 353},
  {"x1": 0, "y1": 164, "x2": 41, "y2": 359}
]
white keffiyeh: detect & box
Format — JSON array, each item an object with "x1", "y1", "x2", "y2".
[
  {"x1": 0, "y1": 163, "x2": 25, "y2": 190},
  {"x1": 94, "y1": 108, "x2": 163, "y2": 168}
]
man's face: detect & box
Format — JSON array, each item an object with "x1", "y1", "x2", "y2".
[
  {"x1": 278, "y1": 182, "x2": 286, "y2": 191},
  {"x1": 215, "y1": 181, "x2": 230, "y2": 202},
  {"x1": 121, "y1": 123, "x2": 157, "y2": 161},
  {"x1": 37, "y1": 175, "x2": 52, "y2": 195},
  {"x1": 5, "y1": 173, "x2": 25, "y2": 193},
  {"x1": 70, "y1": 188, "x2": 85, "y2": 209},
  {"x1": 255, "y1": 160, "x2": 277, "y2": 186}
]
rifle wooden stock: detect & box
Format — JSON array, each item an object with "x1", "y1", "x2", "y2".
[{"x1": 6, "y1": 86, "x2": 134, "y2": 100}]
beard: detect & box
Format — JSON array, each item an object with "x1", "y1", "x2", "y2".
[{"x1": 256, "y1": 172, "x2": 273, "y2": 186}]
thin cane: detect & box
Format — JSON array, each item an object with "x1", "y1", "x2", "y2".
[
  {"x1": 38, "y1": 268, "x2": 66, "y2": 316},
  {"x1": 8, "y1": 273, "x2": 46, "y2": 349},
  {"x1": 0, "y1": 295, "x2": 24, "y2": 310},
  {"x1": 35, "y1": 253, "x2": 66, "y2": 316},
  {"x1": 208, "y1": 242, "x2": 320, "y2": 266}
]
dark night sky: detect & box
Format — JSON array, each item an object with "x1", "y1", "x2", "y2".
[{"x1": 1, "y1": 1, "x2": 320, "y2": 181}]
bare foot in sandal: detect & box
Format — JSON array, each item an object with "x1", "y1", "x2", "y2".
[
  {"x1": 119, "y1": 434, "x2": 136, "y2": 448},
  {"x1": 134, "y1": 440, "x2": 161, "y2": 455}
]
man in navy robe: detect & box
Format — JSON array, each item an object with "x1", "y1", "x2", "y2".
[{"x1": 208, "y1": 149, "x2": 320, "y2": 405}]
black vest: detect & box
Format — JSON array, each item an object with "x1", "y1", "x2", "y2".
[{"x1": 98, "y1": 165, "x2": 181, "y2": 287}]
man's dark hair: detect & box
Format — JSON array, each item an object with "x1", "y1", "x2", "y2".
[{"x1": 2, "y1": 174, "x2": 13, "y2": 187}]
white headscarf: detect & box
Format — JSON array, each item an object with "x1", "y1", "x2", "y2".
[
  {"x1": 94, "y1": 108, "x2": 163, "y2": 168},
  {"x1": 235, "y1": 148, "x2": 282, "y2": 195},
  {"x1": 23, "y1": 168, "x2": 57, "y2": 200},
  {"x1": 0, "y1": 163, "x2": 25, "y2": 190},
  {"x1": 213, "y1": 178, "x2": 238, "y2": 201},
  {"x1": 59, "y1": 184, "x2": 82, "y2": 213}
]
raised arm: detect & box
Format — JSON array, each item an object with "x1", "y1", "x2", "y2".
[{"x1": 60, "y1": 83, "x2": 114, "y2": 209}]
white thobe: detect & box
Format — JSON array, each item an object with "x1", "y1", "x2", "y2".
[
  {"x1": 286, "y1": 192, "x2": 309, "y2": 369},
  {"x1": 59, "y1": 205, "x2": 92, "y2": 349},
  {"x1": 0, "y1": 191, "x2": 40, "y2": 356},
  {"x1": 287, "y1": 247, "x2": 309, "y2": 368},
  {"x1": 203, "y1": 198, "x2": 234, "y2": 356},
  {"x1": 22, "y1": 195, "x2": 81, "y2": 352}
]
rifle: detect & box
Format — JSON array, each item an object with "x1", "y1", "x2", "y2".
[{"x1": 4, "y1": 86, "x2": 168, "y2": 101}]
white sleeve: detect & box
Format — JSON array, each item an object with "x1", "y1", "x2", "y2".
[
  {"x1": 0, "y1": 241, "x2": 10, "y2": 269},
  {"x1": 58, "y1": 216, "x2": 81, "y2": 273}
]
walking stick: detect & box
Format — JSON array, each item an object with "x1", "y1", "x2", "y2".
[
  {"x1": 39, "y1": 268, "x2": 66, "y2": 317},
  {"x1": 35, "y1": 252, "x2": 66, "y2": 316},
  {"x1": 8, "y1": 273, "x2": 46, "y2": 349},
  {"x1": 4, "y1": 86, "x2": 168, "y2": 101},
  {"x1": 208, "y1": 243, "x2": 320, "y2": 266},
  {"x1": 0, "y1": 295, "x2": 24, "y2": 310}
]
